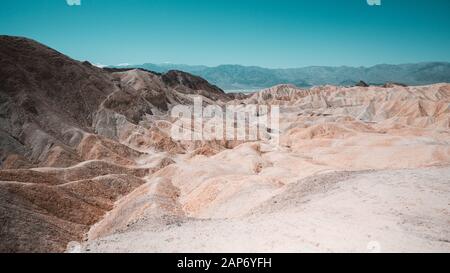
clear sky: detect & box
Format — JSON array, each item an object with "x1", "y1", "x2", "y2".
[{"x1": 1, "y1": 0, "x2": 449, "y2": 68}]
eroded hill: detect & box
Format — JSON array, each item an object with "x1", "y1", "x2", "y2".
[{"x1": 1, "y1": 36, "x2": 449, "y2": 253}]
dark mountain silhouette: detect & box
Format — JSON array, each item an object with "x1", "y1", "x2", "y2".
[{"x1": 119, "y1": 62, "x2": 450, "y2": 90}]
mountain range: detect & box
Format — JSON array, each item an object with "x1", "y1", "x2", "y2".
[{"x1": 115, "y1": 62, "x2": 450, "y2": 90}]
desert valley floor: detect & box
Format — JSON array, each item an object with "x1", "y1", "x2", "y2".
[{"x1": 0, "y1": 36, "x2": 449, "y2": 253}]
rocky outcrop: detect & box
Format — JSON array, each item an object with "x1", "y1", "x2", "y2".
[{"x1": 0, "y1": 36, "x2": 232, "y2": 252}]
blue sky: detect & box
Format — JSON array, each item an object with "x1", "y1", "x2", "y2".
[{"x1": 0, "y1": 0, "x2": 449, "y2": 68}]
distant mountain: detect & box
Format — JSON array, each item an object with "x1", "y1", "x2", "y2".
[{"x1": 115, "y1": 62, "x2": 450, "y2": 91}]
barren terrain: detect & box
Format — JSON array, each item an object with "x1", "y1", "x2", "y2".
[{"x1": 0, "y1": 36, "x2": 449, "y2": 253}]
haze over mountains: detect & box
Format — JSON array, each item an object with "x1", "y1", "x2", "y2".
[{"x1": 116, "y1": 62, "x2": 450, "y2": 90}]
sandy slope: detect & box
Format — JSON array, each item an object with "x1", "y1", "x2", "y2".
[
  {"x1": 71, "y1": 83, "x2": 450, "y2": 253},
  {"x1": 76, "y1": 167, "x2": 450, "y2": 253}
]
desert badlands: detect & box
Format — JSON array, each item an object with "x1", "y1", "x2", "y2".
[{"x1": 0, "y1": 36, "x2": 449, "y2": 253}]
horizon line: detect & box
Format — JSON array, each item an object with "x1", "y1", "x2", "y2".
[{"x1": 104, "y1": 61, "x2": 450, "y2": 70}]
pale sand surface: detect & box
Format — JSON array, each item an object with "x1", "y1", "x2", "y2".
[{"x1": 78, "y1": 167, "x2": 450, "y2": 253}]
